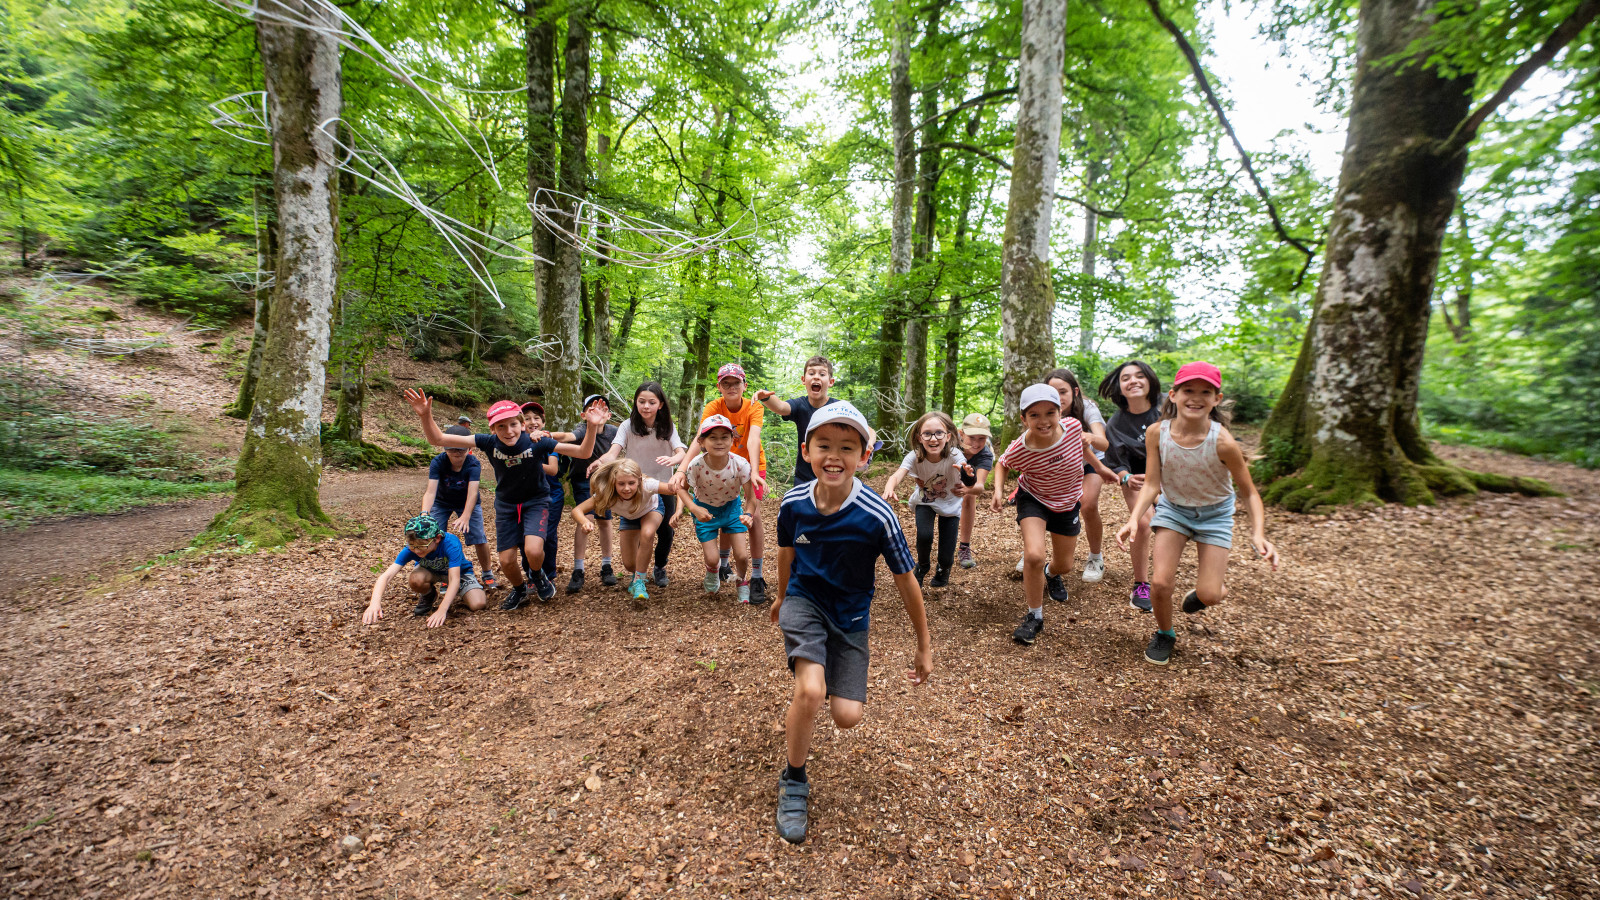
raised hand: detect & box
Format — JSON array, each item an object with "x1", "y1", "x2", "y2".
[
  {"x1": 754, "y1": 389, "x2": 774, "y2": 401},
  {"x1": 403, "y1": 388, "x2": 432, "y2": 417}
]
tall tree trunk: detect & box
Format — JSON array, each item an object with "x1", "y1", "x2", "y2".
[
  {"x1": 227, "y1": 190, "x2": 275, "y2": 419},
  {"x1": 544, "y1": 6, "x2": 589, "y2": 427},
  {"x1": 998, "y1": 0, "x2": 1066, "y2": 447},
  {"x1": 877, "y1": 1, "x2": 916, "y2": 439},
  {"x1": 903, "y1": 2, "x2": 943, "y2": 423},
  {"x1": 612, "y1": 284, "x2": 639, "y2": 374},
  {"x1": 208, "y1": 0, "x2": 340, "y2": 544},
  {"x1": 591, "y1": 42, "x2": 615, "y2": 371},
  {"x1": 940, "y1": 178, "x2": 975, "y2": 414},
  {"x1": 525, "y1": 0, "x2": 559, "y2": 398},
  {"x1": 1078, "y1": 155, "x2": 1100, "y2": 355}
]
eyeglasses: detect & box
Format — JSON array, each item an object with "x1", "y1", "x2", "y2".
[{"x1": 920, "y1": 430, "x2": 949, "y2": 439}]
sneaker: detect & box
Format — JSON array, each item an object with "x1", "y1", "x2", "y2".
[
  {"x1": 1129, "y1": 582, "x2": 1153, "y2": 613},
  {"x1": 653, "y1": 566, "x2": 669, "y2": 588},
  {"x1": 1182, "y1": 589, "x2": 1206, "y2": 614},
  {"x1": 775, "y1": 774, "x2": 811, "y2": 844},
  {"x1": 480, "y1": 571, "x2": 499, "y2": 591},
  {"x1": 914, "y1": 563, "x2": 929, "y2": 588},
  {"x1": 1012, "y1": 613, "x2": 1044, "y2": 645},
  {"x1": 1009, "y1": 555, "x2": 1025, "y2": 582},
  {"x1": 531, "y1": 571, "x2": 556, "y2": 603},
  {"x1": 629, "y1": 578, "x2": 649, "y2": 601},
  {"x1": 719, "y1": 559, "x2": 734, "y2": 583},
  {"x1": 566, "y1": 569, "x2": 584, "y2": 595},
  {"x1": 1145, "y1": 631, "x2": 1176, "y2": 666},
  {"x1": 930, "y1": 567, "x2": 950, "y2": 588},
  {"x1": 1082, "y1": 555, "x2": 1105, "y2": 583},
  {"x1": 703, "y1": 571, "x2": 721, "y2": 594},
  {"x1": 599, "y1": 563, "x2": 618, "y2": 587},
  {"x1": 499, "y1": 584, "x2": 529, "y2": 611},
  {"x1": 737, "y1": 581, "x2": 751, "y2": 604},
  {"x1": 1046, "y1": 571, "x2": 1069, "y2": 603},
  {"x1": 958, "y1": 546, "x2": 976, "y2": 569},
  {"x1": 749, "y1": 576, "x2": 769, "y2": 606},
  {"x1": 411, "y1": 589, "x2": 438, "y2": 617}
]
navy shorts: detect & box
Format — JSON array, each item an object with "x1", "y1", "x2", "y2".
[
  {"x1": 428, "y1": 501, "x2": 486, "y2": 546},
  {"x1": 1015, "y1": 488, "x2": 1082, "y2": 537},
  {"x1": 570, "y1": 479, "x2": 611, "y2": 520},
  {"x1": 494, "y1": 496, "x2": 550, "y2": 554}
]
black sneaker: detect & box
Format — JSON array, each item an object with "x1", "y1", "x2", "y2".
[
  {"x1": 1182, "y1": 590, "x2": 1206, "y2": 614},
  {"x1": 1145, "y1": 631, "x2": 1176, "y2": 666},
  {"x1": 749, "y1": 576, "x2": 768, "y2": 606},
  {"x1": 531, "y1": 571, "x2": 556, "y2": 603},
  {"x1": 930, "y1": 567, "x2": 950, "y2": 588},
  {"x1": 1046, "y1": 571, "x2": 1069, "y2": 603},
  {"x1": 718, "y1": 560, "x2": 733, "y2": 583},
  {"x1": 499, "y1": 584, "x2": 529, "y2": 611},
  {"x1": 411, "y1": 589, "x2": 438, "y2": 617},
  {"x1": 653, "y1": 566, "x2": 668, "y2": 588},
  {"x1": 1013, "y1": 613, "x2": 1044, "y2": 645},
  {"x1": 599, "y1": 563, "x2": 618, "y2": 587},
  {"x1": 1129, "y1": 582, "x2": 1153, "y2": 613},
  {"x1": 566, "y1": 569, "x2": 585, "y2": 594},
  {"x1": 914, "y1": 563, "x2": 929, "y2": 588},
  {"x1": 775, "y1": 774, "x2": 811, "y2": 844}
]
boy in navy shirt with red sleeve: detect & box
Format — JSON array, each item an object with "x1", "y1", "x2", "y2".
[{"x1": 769, "y1": 401, "x2": 933, "y2": 844}]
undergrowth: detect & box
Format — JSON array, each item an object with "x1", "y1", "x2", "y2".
[{"x1": 1426, "y1": 423, "x2": 1600, "y2": 470}]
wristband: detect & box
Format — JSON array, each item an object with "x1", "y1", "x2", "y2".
[{"x1": 1119, "y1": 472, "x2": 1130, "y2": 486}]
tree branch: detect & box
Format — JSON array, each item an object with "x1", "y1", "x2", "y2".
[{"x1": 911, "y1": 87, "x2": 1018, "y2": 134}]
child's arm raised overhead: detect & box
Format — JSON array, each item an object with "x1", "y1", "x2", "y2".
[
  {"x1": 1115, "y1": 424, "x2": 1164, "y2": 551},
  {"x1": 363, "y1": 562, "x2": 404, "y2": 625},
  {"x1": 892, "y1": 569, "x2": 934, "y2": 685},
  {"x1": 426, "y1": 567, "x2": 460, "y2": 629},
  {"x1": 403, "y1": 390, "x2": 476, "y2": 449},
  {"x1": 552, "y1": 405, "x2": 609, "y2": 458},
  {"x1": 1217, "y1": 428, "x2": 1279, "y2": 570},
  {"x1": 570, "y1": 496, "x2": 599, "y2": 533},
  {"x1": 420, "y1": 478, "x2": 439, "y2": 514},
  {"x1": 753, "y1": 389, "x2": 792, "y2": 417}
]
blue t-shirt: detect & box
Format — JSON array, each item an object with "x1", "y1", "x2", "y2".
[
  {"x1": 394, "y1": 532, "x2": 474, "y2": 577},
  {"x1": 781, "y1": 396, "x2": 831, "y2": 483},
  {"x1": 474, "y1": 432, "x2": 558, "y2": 505},
  {"x1": 428, "y1": 452, "x2": 481, "y2": 509},
  {"x1": 776, "y1": 478, "x2": 914, "y2": 633}
]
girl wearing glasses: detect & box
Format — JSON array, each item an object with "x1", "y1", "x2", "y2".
[{"x1": 881, "y1": 411, "x2": 976, "y2": 589}]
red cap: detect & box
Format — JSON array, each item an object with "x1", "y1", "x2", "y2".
[
  {"x1": 486, "y1": 400, "x2": 523, "y2": 426},
  {"x1": 1173, "y1": 362, "x2": 1222, "y2": 390}
]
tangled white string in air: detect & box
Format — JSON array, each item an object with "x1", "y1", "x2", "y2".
[{"x1": 529, "y1": 188, "x2": 757, "y2": 271}]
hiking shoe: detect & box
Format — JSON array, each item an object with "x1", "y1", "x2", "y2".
[
  {"x1": 719, "y1": 560, "x2": 734, "y2": 583},
  {"x1": 653, "y1": 566, "x2": 669, "y2": 588},
  {"x1": 703, "y1": 571, "x2": 721, "y2": 593},
  {"x1": 737, "y1": 582, "x2": 751, "y2": 604},
  {"x1": 531, "y1": 571, "x2": 556, "y2": 603},
  {"x1": 930, "y1": 567, "x2": 950, "y2": 588},
  {"x1": 1013, "y1": 613, "x2": 1044, "y2": 645},
  {"x1": 1145, "y1": 631, "x2": 1176, "y2": 666},
  {"x1": 599, "y1": 563, "x2": 618, "y2": 587},
  {"x1": 958, "y1": 546, "x2": 976, "y2": 569},
  {"x1": 499, "y1": 584, "x2": 529, "y2": 611},
  {"x1": 566, "y1": 569, "x2": 584, "y2": 595},
  {"x1": 1009, "y1": 555, "x2": 1025, "y2": 581},
  {"x1": 1182, "y1": 589, "x2": 1206, "y2": 614},
  {"x1": 480, "y1": 571, "x2": 499, "y2": 591},
  {"x1": 411, "y1": 589, "x2": 438, "y2": 617},
  {"x1": 1082, "y1": 555, "x2": 1105, "y2": 583},
  {"x1": 1129, "y1": 582, "x2": 1153, "y2": 613},
  {"x1": 749, "y1": 576, "x2": 768, "y2": 606},
  {"x1": 1046, "y1": 571, "x2": 1069, "y2": 603},
  {"x1": 914, "y1": 563, "x2": 929, "y2": 588},
  {"x1": 775, "y1": 774, "x2": 811, "y2": 844},
  {"x1": 629, "y1": 578, "x2": 649, "y2": 601}
]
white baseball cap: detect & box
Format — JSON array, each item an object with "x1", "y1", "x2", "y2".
[
  {"x1": 698, "y1": 414, "x2": 736, "y2": 437},
  {"x1": 1019, "y1": 383, "x2": 1062, "y2": 414},
  {"x1": 804, "y1": 400, "x2": 881, "y2": 451}
]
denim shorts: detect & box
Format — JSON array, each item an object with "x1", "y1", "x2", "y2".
[
  {"x1": 428, "y1": 501, "x2": 486, "y2": 546},
  {"x1": 493, "y1": 496, "x2": 550, "y2": 554},
  {"x1": 570, "y1": 479, "x2": 610, "y2": 520},
  {"x1": 618, "y1": 494, "x2": 665, "y2": 532},
  {"x1": 692, "y1": 496, "x2": 747, "y2": 543},
  {"x1": 1151, "y1": 493, "x2": 1235, "y2": 549}
]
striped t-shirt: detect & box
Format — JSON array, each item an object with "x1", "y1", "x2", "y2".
[{"x1": 998, "y1": 429, "x2": 1085, "y2": 512}]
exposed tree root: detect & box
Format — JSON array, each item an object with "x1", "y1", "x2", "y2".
[
  {"x1": 1264, "y1": 455, "x2": 1561, "y2": 514},
  {"x1": 322, "y1": 437, "x2": 425, "y2": 471}
]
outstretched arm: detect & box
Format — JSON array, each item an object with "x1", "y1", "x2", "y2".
[
  {"x1": 363, "y1": 563, "x2": 403, "y2": 625},
  {"x1": 553, "y1": 406, "x2": 608, "y2": 458},
  {"x1": 754, "y1": 390, "x2": 793, "y2": 417},
  {"x1": 426, "y1": 568, "x2": 461, "y2": 628},
  {"x1": 1218, "y1": 430, "x2": 1278, "y2": 570},
  {"x1": 1116, "y1": 425, "x2": 1164, "y2": 550},
  {"x1": 403, "y1": 390, "x2": 475, "y2": 449},
  {"x1": 893, "y1": 569, "x2": 933, "y2": 685},
  {"x1": 420, "y1": 479, "x2": 440, "y2": 515},
  {"x1": 881, "y1": 466, "x2": 909, "y2": 501},
  {"x1": 989, "y1": 464, "x2": 1010, "y2": 512}
]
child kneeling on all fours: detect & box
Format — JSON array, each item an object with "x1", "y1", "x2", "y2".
[
  {"x1": 681, "y1": 415, "x2": 757, "y2": 603},
  {"x1": 992, "y1": 384, "x2": 1086, "y2": 646},
  {"x1": 363, "y1": 515, "x2": 488, "y2": 628},
  {"x1": 881, "y1": 411, "x2": 977, "y2": 589},
  {"x1": 571, "y1": 457, "x2": 679, "y2": 602},
  {"x1": 1116, "y1": 362, "x2": 1279, "y2": 666},
  {"x1": 771, "y1": 401, "x2": 932, "y2": 844}
]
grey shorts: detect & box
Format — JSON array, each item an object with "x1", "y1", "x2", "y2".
[
  {"x1": 780, "y1": 593, "x2": 871, "y2": 703},
  {"x1": 418, "y1": 567, "x2": 484, "y2": 596}
]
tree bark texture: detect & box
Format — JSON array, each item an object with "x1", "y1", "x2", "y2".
[
  {"x1": 876, "y1": 1, "x2": 916, "y2": 438},
  {"x1": 998, "y1": 0, "x2": 1065, "y2": 446},
  {"x1": 525, "y1": 0, "x2": 560, "y2": 403},
  {"x1": 1078, "y1": 155, "x2": 1100, "y2": 355},
  {"x1": 545, "y1": 6, "x2": 590, "y2": 428},
  {"x1": 903, "y1": 2, "x2": 943, "y2": 423},
  {"x1": 227, "y1": 186, "x2": 276, "y2": 419}
]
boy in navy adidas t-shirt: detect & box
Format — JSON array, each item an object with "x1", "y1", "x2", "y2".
[{"x1": 769, "y1": 401, "x2": 932, "y2": 844}]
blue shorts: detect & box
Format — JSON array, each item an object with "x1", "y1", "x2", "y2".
[
  {"x1": 493, "y1": 496, "x2": 551, "y2": 554},
  {"x1": 1151, "y1": 494, "x2": 1235, "y2": 549},
  {"x1": 428, "y1": 501, "x2": 486, "y2": 547},
  {"x1": 570, "y1": 479, "x2": 610, "y2": 520},
  {"x1": 693, "y1": 497, "x2": 747, "y2": 543},
  {"x1": 618, "y1": 494, "x2": 665, "y2": 531}
]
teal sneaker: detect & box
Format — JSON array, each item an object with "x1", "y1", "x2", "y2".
[
  {"x1": 703, "y1": 571, "x2": 720, "y2": 593},
  {"x1": 629, "y1": 578, "x2": 649, "y2": 601}
]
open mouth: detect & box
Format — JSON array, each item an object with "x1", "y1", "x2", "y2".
[{"x1": 820, "y1": 462, "x2": 846, "y2": 476}]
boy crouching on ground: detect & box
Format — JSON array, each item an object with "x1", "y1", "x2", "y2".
[
  {"x1": 769, "y1": 401, "x2": 933, "y2": 843},
  {"x1": 363, "y1": 515, "x2": 488, "y2": 628}
]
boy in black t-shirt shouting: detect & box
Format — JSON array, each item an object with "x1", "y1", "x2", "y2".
[{"x1": 755, "y1": 354, "x2": 838, "y2": 486}]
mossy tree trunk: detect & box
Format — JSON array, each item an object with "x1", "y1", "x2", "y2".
[
  {"x1": 1078, "y1": 154, "x2": 1100, "y2": 355},
  {"x1": 997, "y1": 0, "x2": 1066, "y2": 448},
  {"x1": 525, "y1": 0, "x2": 560, "y2": 404},
  {"x1": 226, "y1": 180, "x2": 275, "y2": 420},
  {"x1": 876, "y1": 0, "x2": 915, "y2": 441},
  {"x1": 207, "y1": 0, "x2": 340, "y2": 546},
  {"x1": 544, "y1": 4, "x2": 589, "y2": 428},
  {"x1": 1256, "y1": 0, "x2": 1566, "y2": 511},
  {"x1": 902, "y1": 1, "x2": 943, "y2": 424}
]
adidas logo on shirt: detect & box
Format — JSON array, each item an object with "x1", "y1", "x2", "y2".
[{"x1": 794, "y1": 533, "x2": 811, "y2": 544}]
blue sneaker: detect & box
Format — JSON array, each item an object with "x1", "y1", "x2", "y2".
[{"x1": 775, "y1": 774, "x2": 811, "y2": 843}]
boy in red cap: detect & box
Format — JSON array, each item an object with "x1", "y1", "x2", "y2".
[
  {"x1": 404, "y1": 389, "x2": 607, "y2": 609},
  {"x1": 1116, "y1": 362, "x2": 1278, "y2": 665}
]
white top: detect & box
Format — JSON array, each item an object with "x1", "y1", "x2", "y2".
[
  {"x1": 686, "y1": 453, "x2": 751, "y2": 508},
  {"x1": 1081, "y1": 401, "x2": 1107, "y2": 460},
  {"x1": 613, "y1": 425, "x2": 686, "y2": 483},
  {"x1": 1157, "y1": 420, "x2": 1234, "y2": 507},
  {"x1": 609, "y1": 477, "x2": 664, "y2": 521},
  {"x1": 898, "y1": 448, "x2": 969, "y2": 517}
]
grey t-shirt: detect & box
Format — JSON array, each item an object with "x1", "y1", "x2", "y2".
[{"x1": 1082, "y1": 401, "x2": 1107, "y2": 460}]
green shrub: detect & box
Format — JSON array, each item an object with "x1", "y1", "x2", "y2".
[
  {"x1": 0, "y1": 469, "x2": 232, "y2": 524},
  {"x1": 120, "y1": 264, "x2": 251, "y2": 325},
  {"x1": 414, "y1": 373, "x2": 503, "y2": 410}
]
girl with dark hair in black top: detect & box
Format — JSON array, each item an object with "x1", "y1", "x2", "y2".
[{"x1": 1100, "y1": 360, "x2": 1162, "y2": 613}]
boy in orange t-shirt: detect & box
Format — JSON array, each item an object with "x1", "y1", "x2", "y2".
[{"x1": 674, "y1": 363, "x2": 770, "y2": 604}]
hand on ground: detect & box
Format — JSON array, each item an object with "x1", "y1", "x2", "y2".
[
  {"x1": 362, "y1": 601, "x2": 383, "y2": 625},
  {"x1": 426, "y1": 606, "x2": 448, "y2": 628}
]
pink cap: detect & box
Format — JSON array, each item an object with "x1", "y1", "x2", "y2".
[
  {"x1": 486, "y1": 400, "x2": 523, "y2": 426},
  {"x1": 716, "y1": 363, "x2": 746, "y2": 383},
  {"x1": 1173, "y1": 362, "x2": 1222, "y2": 390},
  {"x1": 698, "y1": 414, "x2": 736, "y2": 437}
]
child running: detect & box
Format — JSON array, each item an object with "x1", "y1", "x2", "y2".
[
  {"x1": 1116, "y1": 362, "x2": 1278, "y2": 665},
  {"x1": 755, "y1": 355, "x2": 838, "y2": 485},
  {"x1": 362, "y1": 515, "x2": 487, "y2": 628},
  {"x1": 565, "y1": 395, "x2": 620, "y2": 592},
  {"x1": 881, "y1": 411, "x2": 976, "y2": 588},
  {"x1": 1047, "y1": 368, "x2": 1112, "y2": 582},
  {"x1": 587, "y1": 382, "x2": 687, "y2": 589},
  {"x1": 571, "y1": 458, "x2": 678, "y2": 601},
  {"x1": 991, "y1": 384, "x2": 1085, "y2": 645},
  {"x1": 420, "y1": 425, "x2": 497, "y2": 589},
  {"x1": 771, "y1": 401, "x2": 931, "y2": 844},
  {"x1": 673, "y1": 363, "x2": 770, "y2": 603},
  {"x1": 681, "y1": 415, "x2": 756, "y2": 602},
  {"x1": 956, "y1": 413, "x2": 994, "y2": 568},
  {"x1": 403, "y1": 388, "x2": 605, "y2": 609},
  {"x1": 1100, "y1": 360, "x2": 1163, "y2": 613}
]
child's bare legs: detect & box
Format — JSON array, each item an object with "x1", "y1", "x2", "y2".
[
  {"x1": 959, "y1": 492, "x2": 978, "y2": 544},
  {"x1": 619, "y1": 529, "x2": 641, "y2": 580},
  {"x1": 1192, "y1": 542, "x2": 1230, "y2": 609},
  {"x1": 522, "y1": 534, "x2": 546, "y2": 573},
  {"x1": 1081, "y1": 473, "x2": 1104, "y2": 555},
  {"x1": 574, "y1": 516, "x2": 614, "y2": 568},
  {"x1": 730, "y1": 532, "x2": 750, "y2": 581},
  {"x1": 1149, "y1": 529, "x2": 1189, "y2": 630},
  {"x1": 1020, "y1": 517, "x2": 1050, "y2": 609},
  {"x1": 1048, "y1": 532, "x2": 1078, "y2": 581},
  {"x1": 700, "y1": 539, "x2": 722, "y2": 573},
  {"x1": 786, "y1": 660, "x2": 863, "y2": 769},
  {"x1": 470, "y1": 543, "x2": 493, "y2": 574},
  {"x1": 746, "y1": 484, "x2": 765, "y2": 564},
  {"x1": 407, "y1": 568, "x2": 435, "y2": 597},
  {"x1": 1120, "y1": 483, "x2": 1154, "y2": 582},
  {"x1": 411, "y1": 570, "x2": 487, "y2": 612},
  {"x1": 630, "y1": 513, "x2": 663, "y2": 578}
]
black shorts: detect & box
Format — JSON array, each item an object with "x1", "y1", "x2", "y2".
[{"x1": 1015, "y1": 488, "x2": 1082, "y2": 537}]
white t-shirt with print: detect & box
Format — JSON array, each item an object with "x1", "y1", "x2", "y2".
[
  {"x1": 609, "y1": 477, "x2": 663, "y2": 521},
  {"x1": 613, "y1": 426, "x2": 687, "y2": 483},
  {"x1": 899, "y1": 448, "x2": 969, "y2": 517},
  {"x1": 686, "y1": 453, "x2": 751, "y2": 508}
]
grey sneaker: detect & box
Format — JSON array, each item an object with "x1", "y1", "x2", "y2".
[
  {"x1": 1082, "y1": 554, "x2": 1105, "y2": 583},
  {"x1": 1145, "y1": 631, "x2": 1176, "y2": 666},
  {"x1": 1182, "y1": 589, "x2": 1206, "y2": 614},
  {"x1": 1013, "y1": 613, "x2": 1044, "y2": 645},
  {"x1": 653, "y1": 566, "x2": 669, "y2": 588},
  {"x1": 775, "y1": 775, "x2": 811, "y2": 843},
  {"x1": 958, "y1": 546, "x2": 975, "y2": 569},
  {"x1": 703, "y1": 571, "x2": 720, "y2": 594},
  {"x1": 1129, "y1": 582, "x2": 1153, "y2": 613}
]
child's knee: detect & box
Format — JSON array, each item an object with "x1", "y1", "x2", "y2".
[
  {"x1": 407, "y1": 569, "x2": 434, "y2": 593},
  {"x1": 1022, "y1": 545, "x2": 1048, "y2": 570},
  {"x1": 830, "y1": 700, "x2": 864, "y2": 729},
  {"x1": 1197, "y1": 584, "x2": 1226, "y2": 605},
  {"x1": 463, "y1": 589, "x2": 488, "y2": 610},
  {"x1": 1150, "y1": 574, "x2": 1176, "y2": 595},
  {"x1": 791, "y1": 675, "x2": 826, "y2": 712}
]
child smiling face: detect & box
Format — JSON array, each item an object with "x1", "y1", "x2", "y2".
[
  {"x1": 918, "y1": 419, "x2": 950, "y2": 457},
  {"x1": 1169, "y1": 380, "x2": 1221, "y2": 421},
  {"x1": 962, "y1": 431, "x2": 988, "y2": 457},
  {"x1": 612, "y1": 471, "x2": 640, "y2": 499},
  {"x1": 702, "y1": 427, "x2": 736, "y2": 455},
  {"x1": 802, "y1": 423, "x2": 869, "y2": 487},
  {"x1": 490, "y1": 416, "x2": 525, "y2": 444},
  {"x1": 1022, "y1": 401, "x2": 1062, "y2": 440}
]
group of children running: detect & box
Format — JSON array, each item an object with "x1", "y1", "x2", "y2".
[{"x1": 363, "y1": 355, "x2": 1278, "y2": 844}]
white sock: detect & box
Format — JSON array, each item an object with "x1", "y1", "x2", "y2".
[
  {"x1": 752, "y1": 558, "x2": 764, "y2": 578},
  {"x1": 573, "y1": 559, "x2": 585, "y2": 572},
  {"x1": 601, "y1": 556, "x2": 612, "y2": 567},
  {"x1": 1029, "y1": 606, "x2": 1043, "y2": 620},
  {"x1": 1088, "y1": 552, "x2": 1102, "y2": 562}
]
